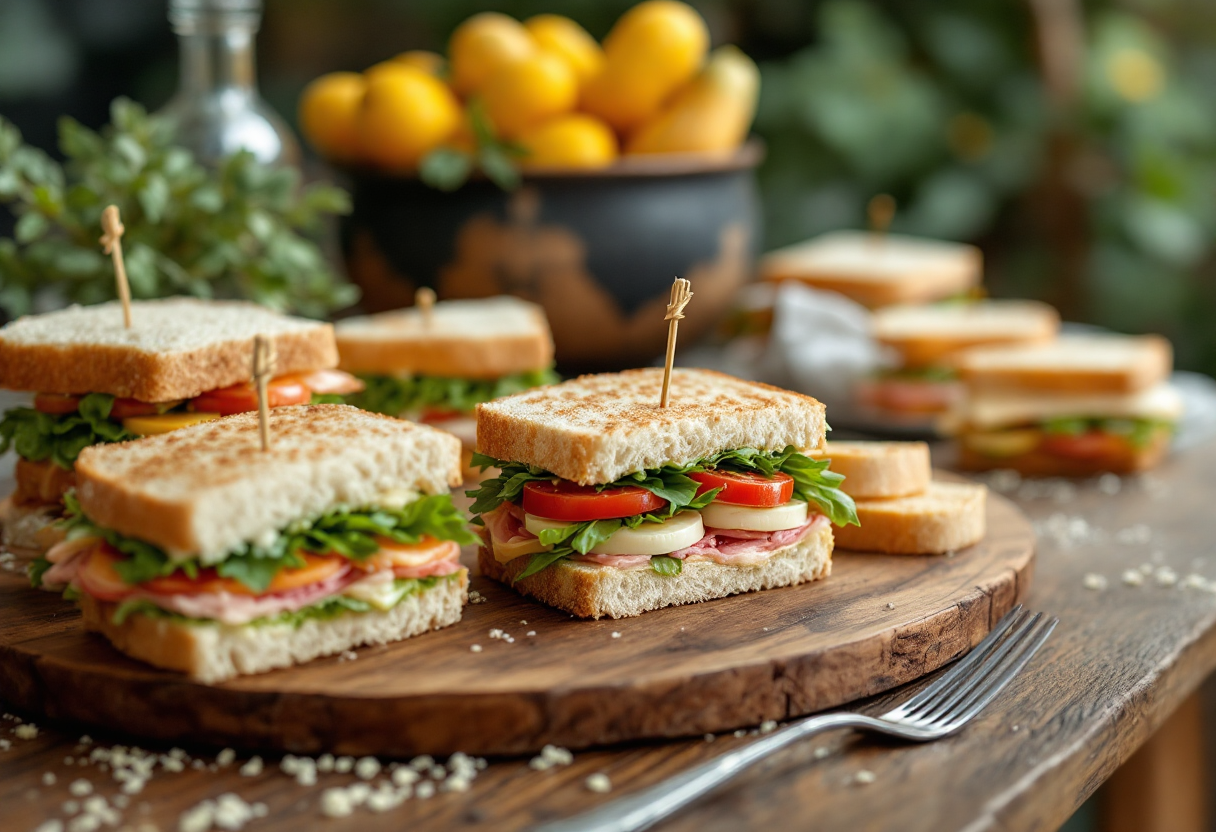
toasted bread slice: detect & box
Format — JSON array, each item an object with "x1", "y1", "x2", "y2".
[
  {"x1": 808, "y1": 441, "x2": 931, "y2": 499},
  {"x1": 74, "y1": 404, "x2": 462, "y2": 563},
  {"x1": 955, "y1": 334, "x2": 1172, "y2": 395},
  {"x1": 873, "y1": 300, "x2": 1059, "y2": 368},
  {"x1": 335, "y1": 297, "x2": 554, "y2": 379},
  {"x1": 477, "y1": 523, "x2": 832, "y2": 619},
  {"x1": 80, "y1": 571, "x2": 467, "y2": 683},
  {"x1": 957, "y1": 432, "x2": 1169, "y2": 476},
  {"x1": 475, "y1": 368, "x2": 827, "y2": 485},
  {"x1": 760, "y1": 231, "x2": 982, "y2": 308},
  {"x1": 832, "y1": 481, "x2": 986, "y2": 555},
  {"x1": 0, "y1": 298, "x2": 337, "y2": 402}
]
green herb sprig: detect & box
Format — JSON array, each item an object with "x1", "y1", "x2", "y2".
[{"x1": 347, "y1": 368, "x2": 559, "y2": 417}]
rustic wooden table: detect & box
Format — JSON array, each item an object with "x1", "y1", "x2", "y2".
[{"x1": 3, "y1": 441, "x2": 1215, "y2": 832}]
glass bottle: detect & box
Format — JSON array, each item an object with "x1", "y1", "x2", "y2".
[{"x1": 159, "y1": 0, "x2": 300, "y2": 168}]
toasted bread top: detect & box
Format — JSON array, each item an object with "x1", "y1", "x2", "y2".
[
  {"x1": 760, "y1": 231, "x2": 982, "y2": 308},
  {"x1": 955, "y1": 334, "x2": 1173, "y2": 394},
  {"x1": 335, "y1": 296, "x2": 554, "y2": 379},
  {"x1": 807, "y1": 440, "x2": 932, "y2": 499},
  {"x1": 0, "y1": 298, "x2": 337, "y2": 402},
  {"x1": 475, "y1": 368, "x2": 827, "y2": 485},
  {"x1": 74, "y1": 404, "x2": 462, "y2": 562},
  {"x1": 873, "y1": 300, "x2": 1060, "y2": 368}
]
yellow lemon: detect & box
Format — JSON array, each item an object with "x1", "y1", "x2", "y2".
[
  {"x1": 482, "y1": 51, "x2": 578, "y2": 138},
  {"x1": 394, "y1": 50, "x2": 445, "y2": 77},
  {"x1": 297, "y1": 72, "x2": 366, "y2": 162},
  {"x1": 582, "y1": 0, "x2": 709, "y2": 132},
  {"x1": 448, "y1": 12, "x2": 536, "y2": 96},
  {"x1": 519, "y1": 114, "x2": 618, "y2": 168},
  {"x1": 359, "y1": 63, "x2": 460, "y2": 169},
  {"x1": 524, "y1": 14, "x2": 604, "y2": 86}
]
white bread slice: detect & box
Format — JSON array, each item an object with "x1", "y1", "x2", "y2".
[
  {"x1": 0, "y1": 298, "x2": 337, "y2": 402},
  {"x1": 80, "y1": 570, "x2": 467, "y2": 683},
  {"x1": 477, "y1": 523, "x2": 832, "y2": 619},
  {"x1": 833, "y1": 481, "x2": 986, "y2": 555},
  {"x1": 872, "y1": 300, "x2": 1059, "y2": 368},
  {"x1": 476, "y1": 368, "x2": 826, "y2": 485},
  {"x1": 74, "y1": 404, "x2": 463, "y2": 563},
  {"x1": 955, "y1": 334, "x2": 1172, "y2": 395},
  {"x1": 808, "y1": 441, "x2": 931, "y2": 499},
  {"x1": 335, "y1": 297, "x2": 554, "y2": 379},
  {"x1": 760, "y1": 231, "x2": 982, "y2": 308}
]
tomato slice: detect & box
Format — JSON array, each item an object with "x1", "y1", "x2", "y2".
[
  {"x1": 139, "y1": 553, "x2": 346, "y2": 596},
  {"x1": 521, "y1": 480, "x2": 667, "y2": 521},
  {"x1": 77, "y1": 544, "x2": 133, "y2": 602},
  {"x1": 109, "y1": 398, "x2": 167, "y2": 419},
  {"x1": 689, "y1": 470, "x2": 795, "y2": 507},
  {"x1": 33, "y1": 393, "x2": 81, "y2": 415},
  {"x1": 280, "y1": 369, "x2": 365, "y2": 396},
  {"x1": 1039, "y1": 431, "x2": 1130, "y2": 461},
  {"x1": 189, "y1": 377, "x2": 311, "y2": 416},
  {"x1": 420, "y1": 408, "x2": 465, "y2": 424}
]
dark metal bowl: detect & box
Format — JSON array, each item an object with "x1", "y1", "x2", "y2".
[{"x1": 339, "y1": 143, "x2": 763, "y2": 373}]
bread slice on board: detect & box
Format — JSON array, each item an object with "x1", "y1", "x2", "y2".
[
  {"x1": 955, "y1": 334, "x2": 1172, "y2": 395},
  {"x1": 80, "y1": 571, "x2": 467, "y2": 684},
  {"x1": 833, "y1": 481, "x2": 986, "y2": 555},
  {"x1": 759, "y1": 231, "x2": 982, "y2": 308},
  {"x1": 873, "y1": 300, "x2": 1059, "y2": 368},
  {"x1": 808, "y1": 441, "x2": 931, "y2": 499},
  {"x1": 477, "y1": 523, "x2": 833, "y2": 619},
  {"x1": 475, "y1": 368, "x2": 827, "y2": 485},
  {"x1": 74, "y1": 404, "x2": 463, "y2": 563},
  {"x1": 335, "y1": 297, "x2": 554, "y2": 379},
  {"x1": 0, "y1": 298, "x2": 337, "y2": 402}
]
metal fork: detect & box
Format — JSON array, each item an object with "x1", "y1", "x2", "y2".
[{"x1": 534, "y1": 605, "x2": 1057, "y2": 832}]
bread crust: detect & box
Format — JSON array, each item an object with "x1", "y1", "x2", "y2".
[
  {"x1": 79, "y1": 570, "x2": 468, "y2": 683},
  {"x1": 0, "y1": 299, "x2": 338, "y2": 401},
  {"x1": 956, "y1": 436, "x2": 1168, "y2": 476},
  {"x1": 476, "y1": 368, "x2": 827, "y2": 485},
  {"x1": 873, "y1": 300, "x2": 1059, "y2": 368},
  {"x1": 832, "y1": 481, "x2": 986, "y2": 555},
  {"x1": 477, "y1": 523, "x2": 834, "y2": 619},
  {"x1": 809, "y1": 441, "x2": 932, "y2": 499},
  {"x1": 955, "y1": 335, "x2": 1173, "y2": 395}
]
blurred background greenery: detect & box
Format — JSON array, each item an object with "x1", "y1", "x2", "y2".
[{"x1": 2, "y1": 0, "x2": 1215, "y2": 373}]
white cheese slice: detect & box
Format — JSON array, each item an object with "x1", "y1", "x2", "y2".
[
  {"x1": 524, "y1": 511, "x2": 705, "y2": 556},
  {"x1": 700, "y1": 499, "x2": 808, "y2": 532}
]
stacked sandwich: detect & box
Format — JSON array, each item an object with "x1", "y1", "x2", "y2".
[
  {"x1": 335, "y1": 297, "x2": 557, "y2": 475},
  {"x1": 809, "y1": 441, "x2": 987, "y2": 555},
  {"x1": 467, "y1": 368, "x2": 858, "y2": 619},
  {"x1": 0, "y1": 299, "x2": 361, "y2": 554},
  {"x1": 39, "y1": 405, "x2": 474, "y2": 682},
  {"x1": 952, "y1": 334, "x2": 1181, "y2": 475}
]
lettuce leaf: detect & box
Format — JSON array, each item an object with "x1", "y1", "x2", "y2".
[
  {"x1": 27, "y1": 556, "x2": 51, "y2": 588},
  {"x1": 0, "y1": 394, "x2": 136, "y2": 469},
  {"x1": 345, "y1": 368, "x2": 560, "y2": 417},
  {"x1": 1041, "y1": 416, "x2": 1174, "y2": 449}
]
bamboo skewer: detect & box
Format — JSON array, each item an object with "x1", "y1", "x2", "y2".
[
  {"x1": 867, "y1": 194, "x2": 896, "y2": 237},
  {"x1": 252, "y1": 335, "x2": 276, "y2": 452},
  {"x1": 416, "y1": 287, "x2": 437, "y2": 328},
  {"x1": 99, "y1": 205, "x2": 132, "y2": 328},
  {"x1": 659, "y1": 278, "x2": 694, "y2": 408}
]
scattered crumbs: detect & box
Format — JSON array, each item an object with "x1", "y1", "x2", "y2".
[
  {"x1": 1097, "y1": 473, "x2": 1122, "y2": 495},
  {"x1": 443, "y1": 775, "x2": 471, "y2": 793},
  {"x1": 762, "y1": 627, "x2": 769, "y2": 632},
  {"x1": 216, "y1": 748, "x2": 235, "y2": 767},
  {"x1": 611, "y1": 632, "x2": 621, "y2": 639},
  {"x1": 470, "y1": 644, "x2": 483, "y2": 653},
  {"x1": 468, "y1": 590, "x2": 487, "y2": 605},
  {"x1": 759, "y1": 720, "x2": 778, "y2": 734},
  {"x1": 429, "y1": 765, "x2": 447, "y2": 781},
  {"x1": 334, "y1": 756, "x2": 354, "y2": 774},
  {"x1": 392, "y1": 768, "x2": 420, "y2": 787},
  {"x1": 1180, "y1": 574, "x2": 1209, "y2": 591},
  {"x1": 338, "y1": 650, "x2": 358, "y2": 663},
  {"x1": 520, "y1": 620, "x2": 528, "y2": 625},
  {"x1": 885, "y1": 602, "x2": 895, "y2": 610},
  {"x1": 34, "y1": 821, "x2": 63, "y2": 832},
  {"x1": 585, "y1": 773, "x2": 612, "y2": 794},
  {"x1": 239, "y1": 756, "x2": 263, "y2": 777},
  {"x1": 526, "y1": 631, "x2": 536, "y2": 637},
  {"x1": 985, "y1": 469, "x2": 1021, "y2": 493},
  {"x1": 1123, "y1": 569, "x2": 1145, "y2": 587},
  {"x1": 854, "y1": 770, "x2": 876, "y2": 785},
  {"x1": 529, "y1": 745, "x2": 574, "y2": 771},
  {"x1": 1155, "y1": 567, "x2": 1178, "y2": 588},
  {"x1": 813, "y1": 747, "x2": 830, "y2": 760},
  {"x1": 62, "y1": 800, "x2": 79, "y2": 815},
  {"x1": 410, "y1": 755, "x2": 435, "y2": 771},
  {"x1": 79, "y1": 736, "x2": 92, "y2": 746},
  {"x1": 69, "y1": 779, "x2": 93, "y2": 797},
  {"x1": 415, "y1": 781, "x2": 436, "y2": 799},
  {"x1": 320, "y1": 789, "x2": 353, "y2": 819},
  {"x1": 41, "y1": 772, "x2": 57, "y2": 786},
  {"x1": 14, "y1": 723, "x2": 39, "y2": 739},
  {"x1": 704, "y1": 733, "x2": 716, "y2": 742},
  {"x1": 355, "y1": 757, "x2": 381, "y2": 781},
  {"x1": 733, "y1": 730, "x2": 747, "y2": 738},
  {"x1": 317, "y1": 753, "x2": 334, "y2": 773},
  {"x1": 1082, "y1": 573, "x2": 1108, "y2": 591},
  {"x1": 1036, "y1": 514, "x2": 1097, "y2": 548}
]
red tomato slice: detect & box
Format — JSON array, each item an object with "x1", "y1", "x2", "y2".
[
  {"x1": 420, "y1": 408, "x2": 465, "y2": 424},
  {"x1": 521, "y1": 480, "x2": 667, "y2": 521},
  {"x1": 109, "y1": 398, "x2": 164, "y2": 419},
  {"x1": 689, "y1": 470, "x2": 795, "y2": 507},
  {"x1": 140, "y1": 553, "x2": 346, "y2": 596},
  {"x1": 280, "y1": 369, "x2": 365, "y2": 396},
  {"x1": 189, "y1": 377, "x2": 311, "y2": 416},
  {"x1": 33, "y1": 393, "x2": 81, "y2": 415},
  {"x1": 77, "y1": 544, "x2": 132, "y2": 602},
  {"x1": 1039, "y1": 431, "x2": 1129, "y2": 461}
]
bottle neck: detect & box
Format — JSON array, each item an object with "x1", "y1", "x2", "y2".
[{"x1": 176, "y1": 26, "x2": 258, "y2": 95}]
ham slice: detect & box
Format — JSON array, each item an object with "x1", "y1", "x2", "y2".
[
  {"x1": 41, "y1": 536, "x2": 99, "y2": 590},
  {"x1": 393, "y1": 553, "x2": 463, "y2": 579},
  {"x1": 482, "y1": 502, "x2": 536, "y2": 545}
]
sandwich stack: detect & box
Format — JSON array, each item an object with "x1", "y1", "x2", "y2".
[
  {"x1": 810, "y1": 440, "x2": 988, "y2": 555},
  {"x1": 952, "y1": 334, "x2": 1180, "y2": 475}
]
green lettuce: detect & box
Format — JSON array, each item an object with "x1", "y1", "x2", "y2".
[
  {"x1": 27, "y1": 556, "x2": 51, "y2": 588},
  {"x1": 344, "y1": 368, "x2": 560, "y2": 416},
  {"x1": 0, "y1": 394, "x2": 136, "y2": 469},
  {"x1": 59, "y1": 491, "x2": 476, "y2": 592},
  {"x1": 1041, "y1": 416, "x2": 1174, "y2": 449}
]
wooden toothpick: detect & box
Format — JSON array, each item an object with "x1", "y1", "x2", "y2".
[
  {"x1": 867, "y1": 194, "x2": 896, "y2": 237},
  {"x1": 659, "y1": 278, "x2": 693, "y2": 408},
  {"x1": 100, "y1": 205, "x2": 132, "y2": 328},
  {"x1": 252, "y1": 334, "x2": 276, "y2": 452},
  {"x1": 416, "y1": 287, "x2": 436, "y2": 328}
]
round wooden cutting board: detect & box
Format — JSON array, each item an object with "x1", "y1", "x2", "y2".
[{"x1": 0, "y1": 485, "x2": 1033, "y2": 757}]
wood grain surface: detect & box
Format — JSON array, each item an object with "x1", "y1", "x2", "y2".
[{"x1": 0, "y1": 481, "x2": 1031, "y2": 758}]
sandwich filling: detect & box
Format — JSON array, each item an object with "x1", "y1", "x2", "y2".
[
  {"x1": 468, "y1": 447, "x2": 858, "y2": 579},
  {"x1": 0, "y1": 370, "x2": 362, "y2": 509},
  {"x1": 33, "y1": 491, "x2": 474, "y2": 627},
  {"x1": 856, "y1": 367, "x2": 962, "y2": 416}
]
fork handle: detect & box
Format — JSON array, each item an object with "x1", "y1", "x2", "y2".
[{"x1": 533, "y1": 713, "x2": 876, "y2": 832}]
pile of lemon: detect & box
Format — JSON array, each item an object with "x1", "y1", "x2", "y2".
[{"x1": 298, "y1": 0, "x2": 759, "y2": 174}]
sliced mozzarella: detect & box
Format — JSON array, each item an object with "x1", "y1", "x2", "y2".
[
  {"x1": 524, "y1": 511, "x2": 705, "y2": 556},
  {"x1": 343, "y1": 573, "x2": 411, "y2": 610},
  {"x1": 492, "y1": 536, "x2": 549, "y2": 564},
  {"x1": 700, "y1": 499, "x2": 808, "y2": 532}
]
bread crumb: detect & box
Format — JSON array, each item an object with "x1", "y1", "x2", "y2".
[
  {"x1": 526, "y1": 631, "x2": 536, "y2": 637},
  {"x1": 854, "y1": 770, "x2": 876, "y2": 785},
  {"x1": 216, "y1": 748, "x2": 235, "y2": 767},
  {"x1": 69, "y1": 779, "x2": 93, "y2": 797},
  {"x1": 1155, "y1": 567, "x2": 1178, "y2": 587},
  {"x1": 520, "y1": 620, "x2": 527, "y2": 625},
  {"x1": 885, "y1": 602, "x2": 895, "y2": 610},
  {"x1": 1122, "y1": 570, "x2": 1145, "y2": 587},
  {"x1": 415, "y1": 782, "x2": 435, "y2": 799},
  {"x1": 392, "y1": 768, "x2": 420, "y2": 787},
  {"x1": 813, "y1": 747, "x2": 830, "y2": 759},
  {"x1": 316, "y1": 753, "x2": 334, "y2": 773},
  {"x1": 320, "y1": 788, "x2": 353, "y2": 818},
  {"x1": 759, "y1": 720, "x2": 778, "y2": 734},
  {"x1": 409, "y1": 755, "x2": 434, "y2": 771},
  {"x1": 355, "y1": 757, "x2": 381, "y2": 781},
  {"x1": 529, "y1": 745, "x2": 573, "y2": 770},
  {"x1": 14, "y1": 723, "x2": 39, "y2": 739},
  {"x1": 42, "y1": 772, "x2": 56, "y2": 786},
  {"x1": 585, "y1": 773, "x2": 612, "y2": 794},
  {"x1": 239, "y1": 756, "x2": 263, "y2": 777},
  {"x1": 611, "y1": 632, "x2": 621, "y2": 639},
  {"x1": 733, "y1": 730, "x2": 746, "y2": 738},
  {"x1": 703, "y1": 733, "x2": 715, "y2": 742},
  {"x1": 334, "y1": 756, "x2": 354, "y2": 774},
  {"x1": 33, "y1": 821, "x2": 63, "y2": 832},
  {"x1": 470, "y1": 644, "x2": 483, "y2": 653},
  {"x1": 1082, "y1": 573, "x2": 1108, "y2": 591}
]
